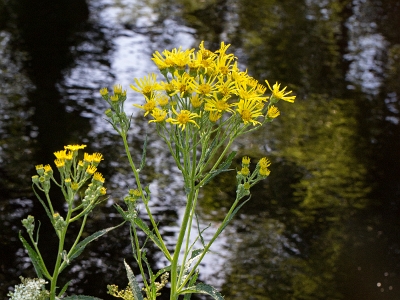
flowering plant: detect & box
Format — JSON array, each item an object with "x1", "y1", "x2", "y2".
[
  {"x1": 100, "y1": 41, "x2": 295, "y2": 300},
  {"x1": 9, "y1": 41, "x2": 295, "y2": 300}
]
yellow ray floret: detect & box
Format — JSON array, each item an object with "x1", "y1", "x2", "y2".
[
  {"x1": 166, "y1": 107, "x2": 200, "y2": 131},
  {"x1": 265, "y1": 80, "x2": 296, "y2": 103},
  {"x1": 236, "y1": 99, "x2": 264, "y2": 126}
]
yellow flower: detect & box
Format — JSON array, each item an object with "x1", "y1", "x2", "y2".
[
  {"x1": 84, "y1": 153, "x2": 93, "y2": 163},
  {"x1": 152, "y1": 50, "x2": 175, "y2": 70},
  {"x1": 265, "y1": 80, "x2": 296, "y2": 103},
  {"x1": 204, "y1": 94, "x2": 235, "y2": 114},
  {"x1": 189, "y1": 74, "x2": 217, "y2": 97},
  {"x1": 86, "y1": 165, "x2": 97, "y2": 175},
  {"x1": 100, "y1": 187, "x2": 107, "y2": 195},
  {"x1": 216, "y1": 75, "x2": 236, "y2": 97},
  {"x1": 133, "y1": 96, "x2": 157, "y2": 116},
  {"x1": 149, "y1": 108, "x2": 167, "y2": 123},
  {"x1": 166, "y1": 107, "x2": 200, "y2": 131},
  {"x1": 259, "y1": 167, "x2": 270, "y2": 176},
  {"x1": 170, "y1": 72, "x2": 193, "y2": 97},
  {"x1": 236, "y1": 99, "x2": 263, "y2": 126},
  {"x1": 54, "y1": 159, "x2": 65, "y2": 168},
  {"x1": 92, "y1": 153, "x2": 103, "y2": 163},
  {"x1": 130, "y1": 73, "x2": 160, "y2": 97},
  {"x1": 239, "y1": 166, "x2": 250, "y2": 176},
  {"x1": 44, "y1": 164, "x2": 52, "y2": 173},
  {"x1": 242, "y1": 156, "x2": 251, "y2": 165},
  {"x1": 190, "y1": 94, "x2": 203, "y2": 108},
  {"x1": 64, "y1": 144, "x2": 87, "y2": 151},
  {"x1": 208, "y1": 111, "x2": 222, "y2": 122},
  {"x1": 259, "y1": 157, "x2": 271, "y2": 169},
  {"x1": 157, "y1": 94, "x2": 169, "y2": 107},
  {"x1": 93, "y1": 172, "x2": 105, "y2": 183},
  {"x1": 99, "y1": 87, "x2": 108, "y2": 96},
  {"x1": 36, "y1": 164, "x2": 44, "y2": 170},
  {"x1": 170, "y1": 47, "x2": 194, "y2": 69},
  {"x1": 113, "y1": 84, "x2": 123, "y2": 95},
  {"x1": 267, "y1": 105, "x2": 280, "y2": 119}
]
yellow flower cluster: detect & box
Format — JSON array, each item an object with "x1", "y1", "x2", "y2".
[
  {"x1": 32, "y1": 144, "x2": 106, "y2": 201},
  {"x1": 129, "y1": 41, "x2": 295, "y2": 130}
]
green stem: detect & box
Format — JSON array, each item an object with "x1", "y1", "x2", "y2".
[
  {"x1": 49, "y1": 208, "x2": 72, "y2": 300},
  {"x1": 170, "y1": 129, "x2": 198, "y2": 300},
  {"x1": 178, "y1": 195, "x2": 242, "y2": 291},
  {"x1": 121, "y1": 132, "x2": 172, "y2": 261}
]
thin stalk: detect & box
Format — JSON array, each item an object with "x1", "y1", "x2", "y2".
[{"x1": 121, "y1": 132, "x2": 172, "y2": 261}]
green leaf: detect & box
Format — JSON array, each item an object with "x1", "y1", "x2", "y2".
[
  {"x1": 202, "y1": 151, "x2": 236, "y2": 186},
  {"x1": 58, "y1": 280, "x2": 71, "y2": 298},
  {"x1": 183, "y1": 271, "x2": 199, "y2": 300},
  {"x1": 134, "y1": 218, "x2": 165, "y2": 254},
  {"x1": 218, "y1": 197, "x2": 251, "y2": 235},
  {"x1": 154, "y1": 265, "x2": 171, "y2": 281},
  {"x1": 124, "y1": 260, "x2": 144, "y2": 300},
  {"x1": 180, "y1": 283, "x2": 224, "y2": 299},
  {"x1": 32, "y1": 185, "x2": 53, "y2": 222},
  {"x1": 61, "y1": 223, "x2": 124, "y2": 272},
  {"x1": 19, "y1": 231, "x2": 49, "y2": 279},
  {"x1": 62, "y1": 295, "x2": 103, "y2": 300}
]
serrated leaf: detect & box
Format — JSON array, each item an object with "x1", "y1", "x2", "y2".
[
  {"x1": 19, "y1": 231, "x2": 49, "y2": 279},
  {"x1": 124, "y1": 260, "x2": 144, "y2": 300},
  {"x1": 62, "y1": 295, "x2": 103, "y2": 300},
  {"x1": 180, "y1": 283, "x2": 224, "y2": 300},
  {"x1": 61, "y1": 223, "x2": 124, "y2": 273}
]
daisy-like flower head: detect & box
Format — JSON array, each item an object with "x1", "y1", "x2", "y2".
[
  {"x1": 258, "y1": 157, "x2": 271, "y2": 169},
  {"x1": 216, "y1": 75, "x2": 237, "y2": 97},
  {"x1": 84, "y1": 153, "x2": 93, "y2": 163},
  {"x1": 265, "y1": 80, "x2": 296, "y2": 103},
  {"x1": 130, "y1": 73, "x2": 160, "y2": 98},
  {"x1": 152, "y1": 50, "x2": 175, "y2": 70},
  {"x1": 149, "y1": 108, "x2": 167, "y2": 123},
  {"x1": 170, "y1": 71, "x2": 193, "y2": 97},
  {"x1": 133, "y1": 95, "x2": 157, "y2": 116},
  {"x1": 170, "y1": 47, "x2": 195, "y2": 69},
  {"x1": 54, "y1": 159, "x2": 65, "y2": 169},
  {"x1": 86, "y1": 165, "x2": 97, "y2": 175},
  {"x1": 267, "y1": 105, "x2": 280, "y2": 119},
  {"x1": 64, "y1": 144, "x2": 87, "y2": 151},
  {"x1": 99, "y1": 87, "x2": 108, "y2": 96},
  {"x1": 92, "y1": 153, "x2": 103, "y2": 164},
  {"x1": 204, "y1": 93, "x2": 235, "y2": 114},
  {"x1": 93, "y1": 172, "x2": 105, "y2": 183},
  {"x1": 166, "y1": 107, "x2": 200, "y2": 131},
  {"x1": 189, "y1": 74, "x2": 218, "y2": 97},
  {"x1": 236, "y1": 99, "x2": 264, "y2": 126},
  {"x1": 242, "y1": 156, "x2": 251, "y2": 165}
]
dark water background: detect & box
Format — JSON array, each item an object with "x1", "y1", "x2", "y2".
[{"x1": 1, "y1": 0, "x2": 400, "y2": 299}]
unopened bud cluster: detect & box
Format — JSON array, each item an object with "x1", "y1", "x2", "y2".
[{"x1": 236, "y1": 156, "x2": 271, "y2": 199}]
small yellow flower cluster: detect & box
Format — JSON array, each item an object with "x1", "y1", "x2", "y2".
[
  {"x1": 236, "y1": 156, "x2": 272, "y2": 198},
  {"x1": 128, "y1": 41, "x2": 295, "y2": 130},
  {"x1": 32, "y1": 144, "x2": 106, "y2": 208}
]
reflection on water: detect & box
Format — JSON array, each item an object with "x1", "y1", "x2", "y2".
[{"x1": 1, "y1": 0, "x2": 400, "y2": 299}]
